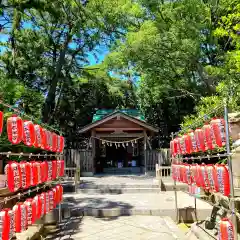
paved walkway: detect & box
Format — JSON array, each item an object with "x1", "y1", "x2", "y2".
[
  {"x1": 47, "y1": 216, "x2": 187, "y2": 240},
  {"x1": 63, "y1": 191, "x2": 212, "y2": 221}
]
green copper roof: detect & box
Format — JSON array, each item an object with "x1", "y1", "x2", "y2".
[{"x1": 92, "y1": 109, "x2": 145, "y2": 122}]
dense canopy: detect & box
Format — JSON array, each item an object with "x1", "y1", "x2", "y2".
[{"x1": 0, "y1": 0, "x2": 239, "y2": 147}]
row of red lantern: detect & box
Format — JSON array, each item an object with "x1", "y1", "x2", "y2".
[
  {"x1": 172, "y1": 163, "x2": 230, "y2": 196},
  {"x1": 170, "y1": 118, "x2": 226, "y2": 156},
  {"x1": 5, "y1": 114, "x2": 64, "y2": 152},
  {"x1": 5, "y1": 160, "x2": 64, "y2": 192},
  {"x1": 0, "y1": 185, "x2": 63, "y2": 240}
]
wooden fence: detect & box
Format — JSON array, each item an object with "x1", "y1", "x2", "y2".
[
  {"x1": 145, "y1": 149, "x2": 170, "y2": 172},
  {"x1": 64, "y1": 149, "x2": 93, "y2": 172},
  {"x1": 64, "y1": 148, "x2": 170, "y2": 174}
]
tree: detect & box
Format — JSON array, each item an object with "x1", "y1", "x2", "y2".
[{"x1": 0, "y1": 0, "x2": 143, "y2": 124}]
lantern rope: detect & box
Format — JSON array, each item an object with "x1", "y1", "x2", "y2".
[
  {"x1": 0, "y1": 99, "x2": 63, "y2": 135},
  {"x1": 171, "y1": 153, "x2": 231, "y2": 161},
  {"x1": 0, "y1": 151, "x2": 63, "y2": 157},
  {"x1": 91, "y1": 136, "x2": 144, "y2": 144},
  {"x1": 0, "y1": 180, "x2": 60, "y2": 204}
]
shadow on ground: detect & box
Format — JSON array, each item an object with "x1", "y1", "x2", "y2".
[
  {"x1": 44, "y1": 215, "x2": 84, "y2": 240},
  {"x1": 44, "y1": 196, "x2": 134, "y2": 240}
]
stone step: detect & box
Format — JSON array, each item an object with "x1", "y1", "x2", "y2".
[
  {"x1": 80, "y1": 183, "x2": 160, "y2": 189},
  {"x1": 78, "y1": 187, "x2": 161, "y2": 194},
  {"x1": 62, "y1": 192, "x2": 212, "y2": 223}
]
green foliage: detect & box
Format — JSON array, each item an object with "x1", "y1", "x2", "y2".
[
  {"x1": 0, "y1": 0, "x2": 139, "y2": 143},
  {"x1": 1, "y1": 0, "x2": 240, "y2": 148}
]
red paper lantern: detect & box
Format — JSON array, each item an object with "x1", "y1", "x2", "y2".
[
  {"x1": 205, "y1": 165, "x2": 215, "y2": 192},
  {"x1": 52, "y1": 160, "x2": 57, "y2": 180},
  {"x1": 33, "y1": 195, "x2": 40, "y2": 220},
  {"x1": 58, "y1": 160, "x2": 65, "y2": 177},
  {"x1": 58, "y1": 136, "x2": 65, "y2": 153},
  {"x1": 31, "y1": 162, "x2": 41, "y2": 186},
  {"x1": 172, "y1": 164, "x2": 181, "y2": 182},
  {"x1": 195, "y1": 128, "x2": 206, "y2": 152},
  {"x1": 7, "y1": 115, "x2": 23, "y2": 144},
  {"x1": 37, "y1": 194, "x2": 45, "y2": 219},
  {"x1": 182, "y1": 164, "x2": 192, "y2": 185},
  {"x1": 188, "y1": 130, "x2": 198, "y2": 153},
  {"x1": 219, "y1": 218, "x2": 235, "y2": 240},
  {"x1": 56, "y1": 185, "x2": 63, "y2": 204},
  {"x1": 202, "y1": 124, "x2": 214, "y2": 150},
  {"x1": 196, "y1": 164, "x2": 208, "y2": 189},
  {"x1": 0, "y1": 209, "x2": 10, "y2": 240},
  {"x1": 47, "y1": 161, "x2": 53, "y2": 181},
  {"x1": 19, "y1": 161, "x2": 31, "y2": 189},
  {"x1": 0, "y1": 111, "x2": 3, "y2": 136},
  {"x1": 48, "y1": 190, "x2": 54, "y2": 211},
  {"x1": 22, "y1": 120, "x2": 35, "y2": 147},
  {"x1": 5, "y1": 162, "x2": 21, "y2": 192},
  {"x1": 52, "y1": 187, "x2": 58, "y2": 208},
  {"x1": 191, "y1": 164, "x2": 202, "y2": 187},
  {"x1": 175, "y1": 137, "x2": 182, "y2": 155},
  {"x1": 25, "y1": 198, "x2": 37, "y2": 226},
  {"x1": 13, "y1": 203, "x2": 28, "y2": 233},
  {"x1": 40, "y1": 161, "x2": 48, "y2": 183},
  {"x1": 213, "y1": 164, "x2": 230, "y2": 196},
  {"x1": 0, "y1": 209, "x2": 15, "y2": 240},
  {"x1": 8, "y1": 209, "x2": 15, "y2": 240},
  {"x1": 172, "y1": 138, "x2": 179, "y2": 156},
  {"x1": 52, "y1": 133, "x2": 58, "y2": 152},
  {"x1": 179, "y1": 136, "x2": 186, "y2": 155},
  {"x1": 45, "y1": 131, "x2": 53, "y2": 151},
  {"x1": 40, "y1": 128, "x2": 47, "y2": 150},
  {"x1": 210, "y1": 118, "x2": 226, "y2": 148},
  {"x1": 183, "y1": 134, "x2": 192, "y2": 154},
  {"x1": 45, "y1": 192, "x2": 50, "y2": 214},
  {"x1": 33, "y1": 124, "x2": 43, "y2": 148}
]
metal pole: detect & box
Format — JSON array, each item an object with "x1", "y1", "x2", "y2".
[
  {"x1": 171, "y1": 132, "x2": 179, "y2": 223},
  {"x1": 224, "y1": 103, "x2": 238, "y2": 239},
  {"x1": 58, "y1": 180, "x2": 62, "y2": 224}
]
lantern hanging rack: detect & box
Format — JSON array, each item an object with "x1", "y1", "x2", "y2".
[
  {"x1": 0, "y1": 180, "x2": 60, "y2": 204},
  {"x1": 0, "y1": 99, "x2": 63, "y2": 135},
  {"x1": 91, "y1": 136, "x2": 144, "y2": 144},
  {"x1": 171, "y1": 102, "x2": 239, "y2": 239},
  {"x1": 171, "y1": 153, "x2": 231, "y2": 161},
  {"x1": 0, "y1": 151, "x2": 63, "y2": 158}
]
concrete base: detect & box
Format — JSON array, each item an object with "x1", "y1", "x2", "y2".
[
  {"x1": 81, "y1": 172, "x2": 94, "y2": 177},
  {"x1": 16, "y1": 220, "x2": 44, "y2": 240}
]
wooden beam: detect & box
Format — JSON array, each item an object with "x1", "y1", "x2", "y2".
[
  {"x1": 144, "y1": 130, "x2": 147, "y2": 175},
  {"x1": 96, "y1": 133, "x2": 144, "y2": 138},
  {"x1": 95, "y1": 127, "x2": 144, "y2": 131}
]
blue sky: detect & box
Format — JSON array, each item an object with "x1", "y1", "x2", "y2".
[
  {"x1": 87, "y1": 45, "x2": 109, "y2": 65},
  {"x1": 0, "y1": 31, "x2": 109, "y2": 66}
]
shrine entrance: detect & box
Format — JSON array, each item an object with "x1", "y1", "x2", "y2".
[
  {"x1": 78, "y1": 109, "x2": 159, "y2": 176},
  {"x1": 95, "y1": 136, "x2": 142, "y2": 174}
]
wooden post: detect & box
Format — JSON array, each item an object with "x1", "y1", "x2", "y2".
[
  {"x1": 144, "y1": 130, "x2": 147, "y2": 175},
  {"x1": 91, "y1": 130, "x2": 96, "y2": 174}
]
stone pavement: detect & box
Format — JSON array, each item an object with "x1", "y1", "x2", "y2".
[
  {"x1": 63, "y1": 191, "x2": 212, "y2": 221},
  {"x1": 46, "y1": 215, "x2": 190, "y2": 240}
]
